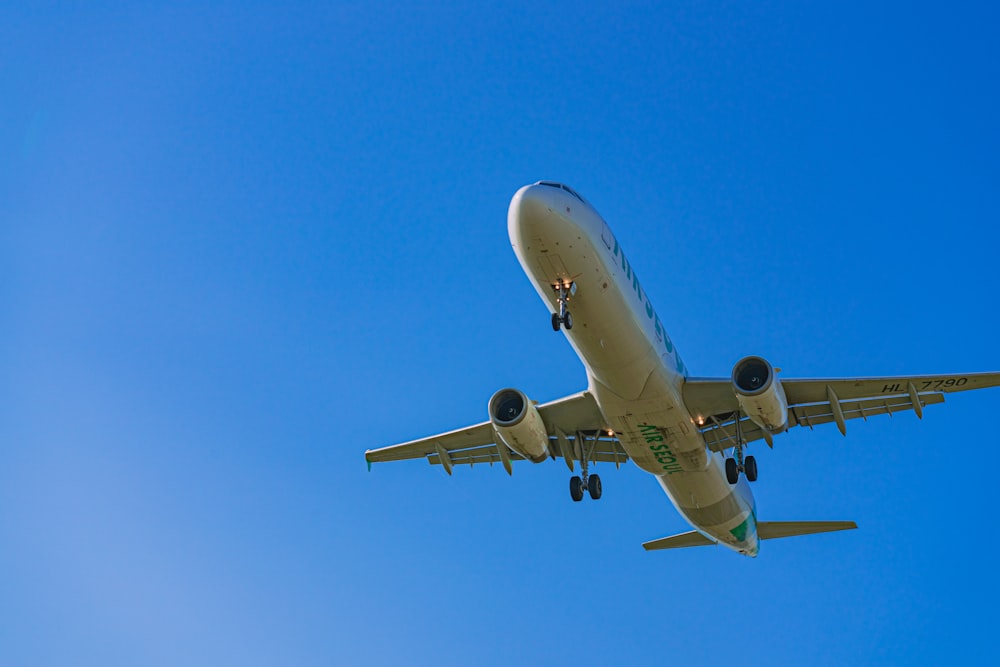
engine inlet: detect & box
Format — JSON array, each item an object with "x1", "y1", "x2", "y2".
[
  {"x1": 733, "y1": 357, "x2": 772, "y2": 394},
  {"x1": 490, "y1": 389, "x2": 526, "y2": 425}
]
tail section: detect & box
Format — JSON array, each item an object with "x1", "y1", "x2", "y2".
[
  {"x1": 642, "y1": 530, "x2": 715, "y2": 551},
  {"x1": 757, "y1": 521, "x2": 857, "y2": 540},
  {"x1": 642, "y1": 521, "x2": 857, "y2": 552}
]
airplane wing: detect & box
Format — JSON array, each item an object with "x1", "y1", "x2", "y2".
[
  {"x1": 683, "y1": 372, "x2": 1000, "y2": 452},
  {"x1": 365, "y1": 391, "x2": 628, "y2": 473}
]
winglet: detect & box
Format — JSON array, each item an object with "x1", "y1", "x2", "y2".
[{"x1": 365, "y1": 453, "x2": 372, "y2": 472}]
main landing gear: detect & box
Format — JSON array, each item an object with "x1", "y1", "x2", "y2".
[
  {"x1": 725, "y1": 452, "x2": 757, "y2": 484},
  {"x1": 570, "y1": 471, "x2": 601, "y2": 501},
  {"x1": 725, "y1": 411, "x2": 759, "y2": 485},
  {"x1": 551, "y1": 281, "x2": 576, "y2": 331},
  {"x1": 569, "y1": 431, "x2": 601, "y2": 501}
]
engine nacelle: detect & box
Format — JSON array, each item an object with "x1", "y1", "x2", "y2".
[
  {"x1": 731, "y1": 356, "x2": 788, "y2": 433},
  {"x1": 488, "y1": 388, "x2": 550, "y2": 463}
]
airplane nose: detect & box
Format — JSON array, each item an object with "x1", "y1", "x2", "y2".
[
  {"x1": 509, "y1": 184, "x2": 551, "y2": 221},
  {"x1": 508, "y1": 184, "x2": 556, "y2": 247}
]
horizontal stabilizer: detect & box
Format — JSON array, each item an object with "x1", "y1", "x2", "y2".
[
  {"x1": 758, "y1": 521, "x2": 857, "y2": 540},
  {"x1": 642, "y1": 530, "x2": 716, "y2": 551},
  {"x1": 642, "y1": 521, "x2": 857, "y2": 552}
]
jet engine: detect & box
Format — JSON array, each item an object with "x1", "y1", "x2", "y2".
[
  {"x1": 488, "y1": 388, "x2": 550, "y2": 463},
  {"x1": 731, "y1": 356, "x2": 788, "y2": 433}
]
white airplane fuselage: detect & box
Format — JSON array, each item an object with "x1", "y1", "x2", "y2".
[{"x1": 509, "y1": 183, "x2": 759, "y2": 556}]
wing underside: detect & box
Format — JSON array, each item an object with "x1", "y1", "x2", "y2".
[
  {"x1": 365, "y1": 391, "x2": 628, "y2": 473},
  {"x1": 368, "y1": 372, "x2": 1000, "y2": 470},
  {"x1": 684, "y1": 372, "x2": 1000, "y2": 451}
]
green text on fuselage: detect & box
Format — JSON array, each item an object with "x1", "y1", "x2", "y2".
[{"x1": 639, "y1": 424, "x2": 683, "y2": 474}]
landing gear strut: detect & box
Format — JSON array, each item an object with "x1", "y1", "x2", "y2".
[
  {"x1": 725, "y1": 411, "x2": 759, "y2": 485},
  {"x1": 570, "y1": 430, "x2": 601, "y2": 501},
  {"x1": 551, "y1": 281, "x2": 576, "y2": 331}
]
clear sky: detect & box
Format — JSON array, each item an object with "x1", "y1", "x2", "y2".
[{"x1": 3, "y1": 2, "x2": 999, "y2": 665}]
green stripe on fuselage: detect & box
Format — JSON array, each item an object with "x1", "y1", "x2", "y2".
[
  {"x1": 730, "y1": 517, "x2": 750, "y2": 542},
  {"x1": 730, "y1": 506, "x2": 758, "y2": 542}
]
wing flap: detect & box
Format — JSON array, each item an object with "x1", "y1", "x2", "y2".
[
  {"x1": 365, "y1": 422, "x2": 494, "y2": 463},
  {"x1": 789, "y1": 392, "x2": 944, "y2": 430},
  {"x1": 783, "y1": 372, "x2": 1000, "y2": 404},
  {"x1": 700, "y1": 392, "x2": 947, "y2": 451},
  {"x1": 365, "y1": 391, "x2": 627, "y2": 471},
  {"x1": 689, "y1": 370, "x2": 979, "y2": 450},
  {"x1": 684, "y1": 371, "x2": 1000, "y2": 419},
  {"x1": 700, "y1": 414, "x2": 769, "y2": 452},
  {"x1": 426, "y1": 438, "x2": 629, "y2": 467}
]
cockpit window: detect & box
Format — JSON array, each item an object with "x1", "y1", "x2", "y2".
[
  {"x1": 535, "y1": 180, "x2": 585, "y2": 204},
  {"x1": 561, "y1": 185, "x2": 584, "y2": 202}
]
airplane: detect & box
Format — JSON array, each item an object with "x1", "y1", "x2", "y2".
[{"x1": 365, "y1": 181, "x2": 1000, "y2": 557}]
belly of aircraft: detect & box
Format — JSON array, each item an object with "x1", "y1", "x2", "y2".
[
  {"x1": 510, "y1": 189, "x2": 758, "y2": 554},
  {"x1": 606, "y1": 403, "x2": 759, "y2": 554}
]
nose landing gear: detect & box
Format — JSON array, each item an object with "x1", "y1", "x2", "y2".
[{"x1": 551, "y1": 281, "x2": 576, "y2": 331}]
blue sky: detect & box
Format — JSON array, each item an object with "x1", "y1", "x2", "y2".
[{"x1": 2, "y1": 2, "x2": 999, "y2": 665}]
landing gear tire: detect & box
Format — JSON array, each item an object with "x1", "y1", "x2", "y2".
[
  {"x1": 570, "y1": 476, "x2": 584, "y2": 502},
  {"x1": 551, "y1": 282, "x2": 576, "y2": 332},
  {"x1": 744, "y1": 455, "x2": 758, "y2": 482},
  {"x1": 725, "y1": 457, "x2": 739, "y2": 485},
  {"x1": 587, "y1": 473, "x2": 602, "y2": 499},
  {"x1": 551, "y1": 311, "x2": 573, "y2": 331}
]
